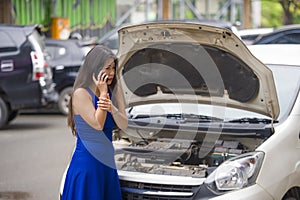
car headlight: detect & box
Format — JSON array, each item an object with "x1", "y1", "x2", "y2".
[{"x1": 204, "y1": 152, "x2": 264, "y2": 193}]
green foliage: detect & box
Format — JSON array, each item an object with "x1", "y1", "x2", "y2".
[
  {"x1": 42, "y1": 0, "x2": 52, "y2": 27},
  {"x1": 261, "y1": 1, "x2": 284, "y2": 27},
  {"x1": 294, "y1": 15, "x2": 300, "y2": 24},
  {"x1": 291, "y1": 2, "x2": 300, "y2": 24},
  {"x1": 261, "y1": 0, "x2": 300, "y2": 27}
]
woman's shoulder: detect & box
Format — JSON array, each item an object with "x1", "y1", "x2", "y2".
[
  {"x1": 73, "y1": 88, "x2": 93, "y2": 101},
  {"x1": 74, "y1": 87, "x2": 92, "y2": 96},
  {"x1": 73, "y1": 88, "x2": 94, "y2": 115}
]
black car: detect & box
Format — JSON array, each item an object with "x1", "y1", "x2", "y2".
[
  {"x1": 253, "y1": 24, "x2": 300, "y2": 44},
  {"x1": 45, "y1": 38, "x2": 88, "y2": 115},
  {"x1": 0, "y1": 24, "x2": 58, "y2": 129}
]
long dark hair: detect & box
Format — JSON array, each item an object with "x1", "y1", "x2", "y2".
[{"x1": 67, "y1": 45, "x2": 117, "y2": 136}]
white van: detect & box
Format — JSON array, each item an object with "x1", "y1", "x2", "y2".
[
  {"x1": 60, "y1": 23, "x2": 300, "y2": 200},
  {"x1": 113, "y1": 23, "x2": 300, "y2": 200}
]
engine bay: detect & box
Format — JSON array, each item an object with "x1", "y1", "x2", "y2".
[{"x1": 114, "y1": 127, "x2": 265, "y2": 178}]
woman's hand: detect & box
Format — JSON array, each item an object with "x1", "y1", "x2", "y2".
[
  {"x1": 97, "y1": 93, "x2": 112, "y2": 112},
  {"x1": 92, "y1": 72, "x2": 108, "y2": 94}
]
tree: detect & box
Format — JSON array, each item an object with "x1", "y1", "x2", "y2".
[
  {"x1": 261, "y1": 0, "x2": 300, "y2": 27},
  {"x1": 261, "y1": 1, "x2": 283, "y2": 27},
  {"x1": 279, "y1": 0, "x2": 300, "y2": 24}
]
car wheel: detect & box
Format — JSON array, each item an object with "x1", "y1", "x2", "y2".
[
  {"x1": 0, "y1": 97, "x2": 9, "y2": 129},
  {"x1": 58, "y1": 87, "x2": 73, "y2": 115},
  {"x1": 8, "y1": 110, "x2": 19, "y2": 122},
  {"x1": 282, "y1": 187, "x2": 300, "y2": 200}
]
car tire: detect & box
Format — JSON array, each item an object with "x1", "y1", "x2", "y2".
[
  {"x1": 58, "y1": 87, "x2": 73, "y2": 116},
  {"x1": 8, "y1": 110, "x2": 19, "y2": 122},
  {"x1": 0, "y1": 97, "x2": 9, "y2": 129},
  {"x1": 282, "y1": 187, "x2": 300, "y2": 200}
]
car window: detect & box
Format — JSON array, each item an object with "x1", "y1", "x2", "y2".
[
  {"x1": 100, "y1": 33, "x2": 118, "y2": 50},
  {"x1": 241, "y1": 34, "x2": 259, "y2": 41},
  {"x1": 269, "y1": 64, "x2": 300, "y2": 120},
  {"x1": 0, "y1": 31, "x2": 18, "y2": 52},
  {"x1": 270, "y1": 33, "x2": 300, "y2": 44},
  {"x1": 106, "y1": 37, "x2": 118, "y2": 49},
  {"x1": 46, "y1": 45, "x2": 67, "y2": 60},
  {"x1": 129, "y1": 102, "x2": 270, "y2": 121}
]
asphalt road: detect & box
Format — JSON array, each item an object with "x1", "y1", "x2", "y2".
[{"x1": 0, "y1": 112, "x2": 75, "y2": 200}]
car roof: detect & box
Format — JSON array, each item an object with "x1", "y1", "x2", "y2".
[
  {"x1": 272, "y1": 24, "x2": 300, "y2": 32},
  {"x1": 0, "y1": 24, "x2": 41, "y2": 36},
  {"x1": 0, "y1": 24, "x2": 44, "y2": 49},
  {"x1": 248, "y1": 44, "x2": 300, "y2": 66},
  {"x1": 45, "y1": 38, "x2": 85, "y2": 66},
  {"x1": 239, "y1": 27, "x2": 274, "y2": 37},
  {"x1": 253, "y1": 24, "x2": 300, "y2": 44},
  {"x1": 45, "y1": 38, "x2": 81, "y2": 45}
]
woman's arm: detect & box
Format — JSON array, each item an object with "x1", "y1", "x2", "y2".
[
  {"x1": 73, "y1": 88, "x2": 107, "y2": 130},
  {"x1": 111, "y1": 103, "x2": 128, "y2": 130},
  {"x1": 97, "y1": 93, "x2": 128, "y2": 130},
  {"x1": 109, "y1": 85, "x2": 128, "y2": 130}
]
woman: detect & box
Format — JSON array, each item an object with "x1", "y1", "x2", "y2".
[{"x1": 61, "y1": 45, "x2": 128, "y2": 200}]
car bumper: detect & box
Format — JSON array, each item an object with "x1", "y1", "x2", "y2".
[
  {"x1": 197, "y1": 184, "x2": 273, "y2": 200},
  {"x1": 40, "y1": 80, "x2": 59, "y2": 104}
]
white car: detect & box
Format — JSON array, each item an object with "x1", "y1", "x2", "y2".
[
  {"x1": 60, "y1": 23, "x2": 300, "y2": 200},
  {"x1": 113, "y1": 23, "x2": 300, "y2": 200},
  {"x1": 238, "y1": 27, "x2": 274, "y2": 45}
]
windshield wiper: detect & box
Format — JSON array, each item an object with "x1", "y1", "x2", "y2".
[
  {"x1": 131, "y1": 113, "x2": 223, "y2": 122},
  {"x1": 226, "y1": 117, "x2": 278, "y2": 124},
  {"x1": 176, "y1": 113, "x2": 223, "y2": 122}
]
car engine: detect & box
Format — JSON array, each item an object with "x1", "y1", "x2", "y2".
[{"x1": 114, "y1": 126, "x2": 264, "y2": 178}]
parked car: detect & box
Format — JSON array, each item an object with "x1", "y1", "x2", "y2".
[
  {"x1": 0, "y1": 24, "x2": 58, "y2": 129},
  {"x1": 97, "y1": 23, "x2": 131, "y2": 54},
  {"x1": 238, "y1": 27, "x2": 274, "y2": 45},
  {"x1": 60, "y1": 23, "x2": 300, "y2": 199},
  {"x1": 253, "y1": 24, "x2": 300, "y2": 44},
  {"x1": 45, "y1": 38, "x2": 89, "y2": 115},
  {"x1": 112, "y1": 23, "x2": 299, "y2": 199}
]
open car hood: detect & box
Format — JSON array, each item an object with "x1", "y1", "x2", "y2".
[{"x1": 116, "y1": 22, "x2": 279, "y2": 119}]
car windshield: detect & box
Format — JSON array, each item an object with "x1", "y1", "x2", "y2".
[
  {"x1": 269, "y1": 64, "x2": 300, "y2": 121},
  {"x1": 128, "y1": 64, "x2": 300, "y2": 123}
]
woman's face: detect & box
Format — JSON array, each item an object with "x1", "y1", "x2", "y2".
[{"x1": 100, "y1": 58, "x2": 115, "y2": 85}]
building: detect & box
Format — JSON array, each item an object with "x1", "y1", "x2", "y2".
[{"x1": 0, "y1": 0, "x2": 256, "y2": 39}]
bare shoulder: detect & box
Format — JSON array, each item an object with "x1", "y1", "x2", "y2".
[
  {"x1": 73, "y1": 88, "x2": 92, "y2": 101},
  {"x1": 74, "y1": 87, "x2": 89, "y2": 95},
  {"x1": 73, "y1": 88, "x2": 93, "y2": 114}
]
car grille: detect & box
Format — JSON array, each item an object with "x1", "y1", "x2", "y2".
[{"x1": 120, "y1": 180, "x2": 200, "y2": 200}]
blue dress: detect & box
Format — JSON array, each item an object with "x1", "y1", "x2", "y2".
[{"x1": 62, "y1": 90, "x2": 122, "y2": 200}]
